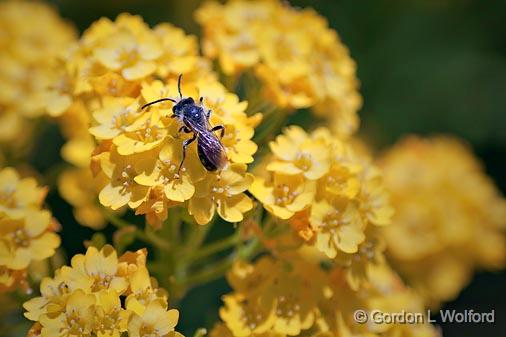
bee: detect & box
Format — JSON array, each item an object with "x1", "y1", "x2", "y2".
[{"x1": 141, "y1": 74, "x2": 227, "y2": 173}]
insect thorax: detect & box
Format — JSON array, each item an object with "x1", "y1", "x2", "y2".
[{"x1": 182, "y1": 104, "x2": 207, "y2": 128}]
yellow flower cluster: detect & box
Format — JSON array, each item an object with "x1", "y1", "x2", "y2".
[
  {"x1": 0, "y1": 168, "x2": 60, "y2": 293},
  {"x1": 196, "y1": 0, "x2": 361, "y2": 137},
  {"x1": 213, "y1": 255, "x2": 439, "y2": 337},
  {"x1": 250, "y1": 126, "x2": 393, "y2": 283},
  {"x1": 24, "y1": 245, "x2": 183, "y2": 337},
  {"x1": 0, "y1": 1, "x2": 76, "y2": 143},
  {"x1": 49, "y1": 13, "x2": 260, "y2": 228},
  {"x1": 0, "y1": 1, "x2": 94, "y2": 229},
  {"x1": 379, "y1": 136, "x2": 506, "y2": 307}
]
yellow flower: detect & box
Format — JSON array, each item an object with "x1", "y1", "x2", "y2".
[
  {"x1": 128, "y1": 300, "x2": 179, "y2": 337},
  {"x1": 89, "y1": 97, "x2": 142, "y2": 141},
  {"x1": 23, "y1": 270, "x2": 69, "y2": 322},
  {"x1": 94, "y1": 290, "x2": 130, "y2": 337},
  {"x1": 210, "y1": 323, "x2": 286, "y2": 337},
  {"x1": 58, "y1": 168, "x2": 106, "y2": 229},
  {"x1": 250, "y1": 173, "x2": 316, "y2": 220},
  {"x1": 0, "y1": 167, "x2": 47, "y2": 218},
  {"x1": 24, "y1": 246, "x2": 184, "y2": 337},
  {"x1": 220, "y1": 256, "x2": 326, "y2": 337},
  {"x1": 52, "y1": 10, "x2": 260, "y2": 228},
  {"x1": 267, "y1": 126, "x2": 330, "y2": 179},
  {"x1": 153, "y1": 23, "x2": 204, "y2": 79},
  {"x1": 310, "y1": 201, "x2": 365, "y2": 256},
  {"x1": 88, "y1": 77, "x2": 258, "y2": 227},
  {"x1": 125, "y1": 266, "x2": 168, "y2": 314},
  {"x1": 189, "y1": 163, "x2": 254, "y2": 225},
  {"x1": 220, "y1": 294, "x2": 277, "y2": 337},
  {"x1": 61, "y1": 245, "x2": 128, "y2": 294},
  {"x1": 39, "y1": 289, "x2": 96, "y2": 337},
  {"x1": 135, "y1": 142, "x2": 206, "y2": 203},
  {"x1": 196, "y1": 0, "x2": 360, "y2": 138},
  {"x1": 112, "y1": 112, "x2": 168, "y2": 156},
  {"x1": 363, "y1": 264, "x2": 440, "y2": 337},
  {"x1": 195, "y1": 1, "x2": 275, "y2": 74},
  {"x1": 378, "y1": 136, "x2": 506, "y2": 307},
  {"x1": 0, "y1": 209, "x2": 60, "y2": 270},
  {"x1": 97, "y1": 148, "x2": 150, "y2": 211},
  {"x1": 218, "y1": 253, "x2": 439, "y2": 337},
  {"x1": 250, "y1": 127, "x2": 392, "y2": 271},
  {"x1": 0, "y1": 168, "x2": 60, "y2": 293},
  {"x1": 93, "y1": 15, "x2": 162, "y2": 81},
  {"x1": 0, "y1": 1, "x2": 76, "y2": 122},
  {"x1": 48, "y1": 12, "x2": 210, "y2": 230}
]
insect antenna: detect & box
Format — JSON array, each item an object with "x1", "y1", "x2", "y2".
[
  {"x1": 177, "y1": 73, "x2": 183, "y2": 98},
  {"x1": 141, "y1": 98, "x2": 177, "y2": 110}
]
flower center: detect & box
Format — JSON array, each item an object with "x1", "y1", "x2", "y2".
[
  {"x1": 95, "y1": 308, "x2": 122, "y2": 334},
  {"x1": 161, "y1": 159, "x2": 185, "y2": 181},
  {"x1": 323, "y1": 210, "x2": 341, "y2": 231},
  {"x1": 274, "y1": 184, "x2": 298, "y2": 206},
  {"x1": 118, "y1": 164, "x2": 135, "y2": 190},
  {"x1": 10, "y1": 228, "x2": 30, "y2": 248},
  {"x1": 91, "y1": 273, "x2": 113, "y2": 292},
  {"x1": 0, "y1": 186, "x2": 16, "y2": 208},
  {"x1": 239, "y1": 301, "x2": 267, "y2": 331},
  {"x1": 140, "y1": 323, "x2": 159, "y2": 337},
  {"x1": 111, "y1": 106, "x2": 136, "y2": 130},
  {"x1": 354, "y1": 241, "x2": 376, "y2": 262},
  {"x1": 211, "y1": 185, "x2": 231, "y2": 205},
  {"x1": 118, "y1": 45, "x2": 140, "y2": 67},
  {"x1": 64, "y1": 312, "x2": 88, "y2": 336},
  {"x1": 275, "y1": 294, "x2": 301, "y2": 318},
  {"x1": 294, "y1": 152, "x2": 312, "y2": 171}
]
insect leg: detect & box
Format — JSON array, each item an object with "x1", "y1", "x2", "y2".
[
  {"x1": 209, "y1": 125, "x2": 225, "y2": 138},
  {"x1": 178, "y1": 133, "x2": 197, "y2": 174},
  {"x1": 175, "y1": 125, "x2": 192, "y2": 138}
]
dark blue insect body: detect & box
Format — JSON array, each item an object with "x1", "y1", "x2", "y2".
[{"x1": 141, "y1": 75, "x2": 226, "y2": 173}]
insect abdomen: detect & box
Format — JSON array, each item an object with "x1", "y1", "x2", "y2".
[{"x1": 197, "y1": 136, "x2": 226, "y2": 171}]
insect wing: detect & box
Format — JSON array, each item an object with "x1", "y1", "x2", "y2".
[{"x1": 197, "y1": 133, "x2": 227, "y2": 171}]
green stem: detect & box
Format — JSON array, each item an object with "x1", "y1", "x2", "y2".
[
  {"x1": 144, "y1": 226, "x2": 172, "y2": 251},
  {"x1": 183, "y1": 238, "x2": 262, "y2": 289},
  {"x1": 186, "y1": 232, "x2": 242, "y2": 263},
  {"x1": 184, "y1": 221, "x2": 213, "y2": 255},
  {"x1": 103, "y1": 211, "x2": 171, "y2": 251},
  {"x1": 184, "y1": 255, "x2": 235, "y2": 289}
]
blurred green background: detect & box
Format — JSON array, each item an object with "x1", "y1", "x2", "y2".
[{"x1": 32, "y1": 0, "x2": 506, "y2": 336}]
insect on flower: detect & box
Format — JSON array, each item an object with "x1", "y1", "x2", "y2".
[{"x1": 142, "y1": 74, "x2": 227, "y2": 173}]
